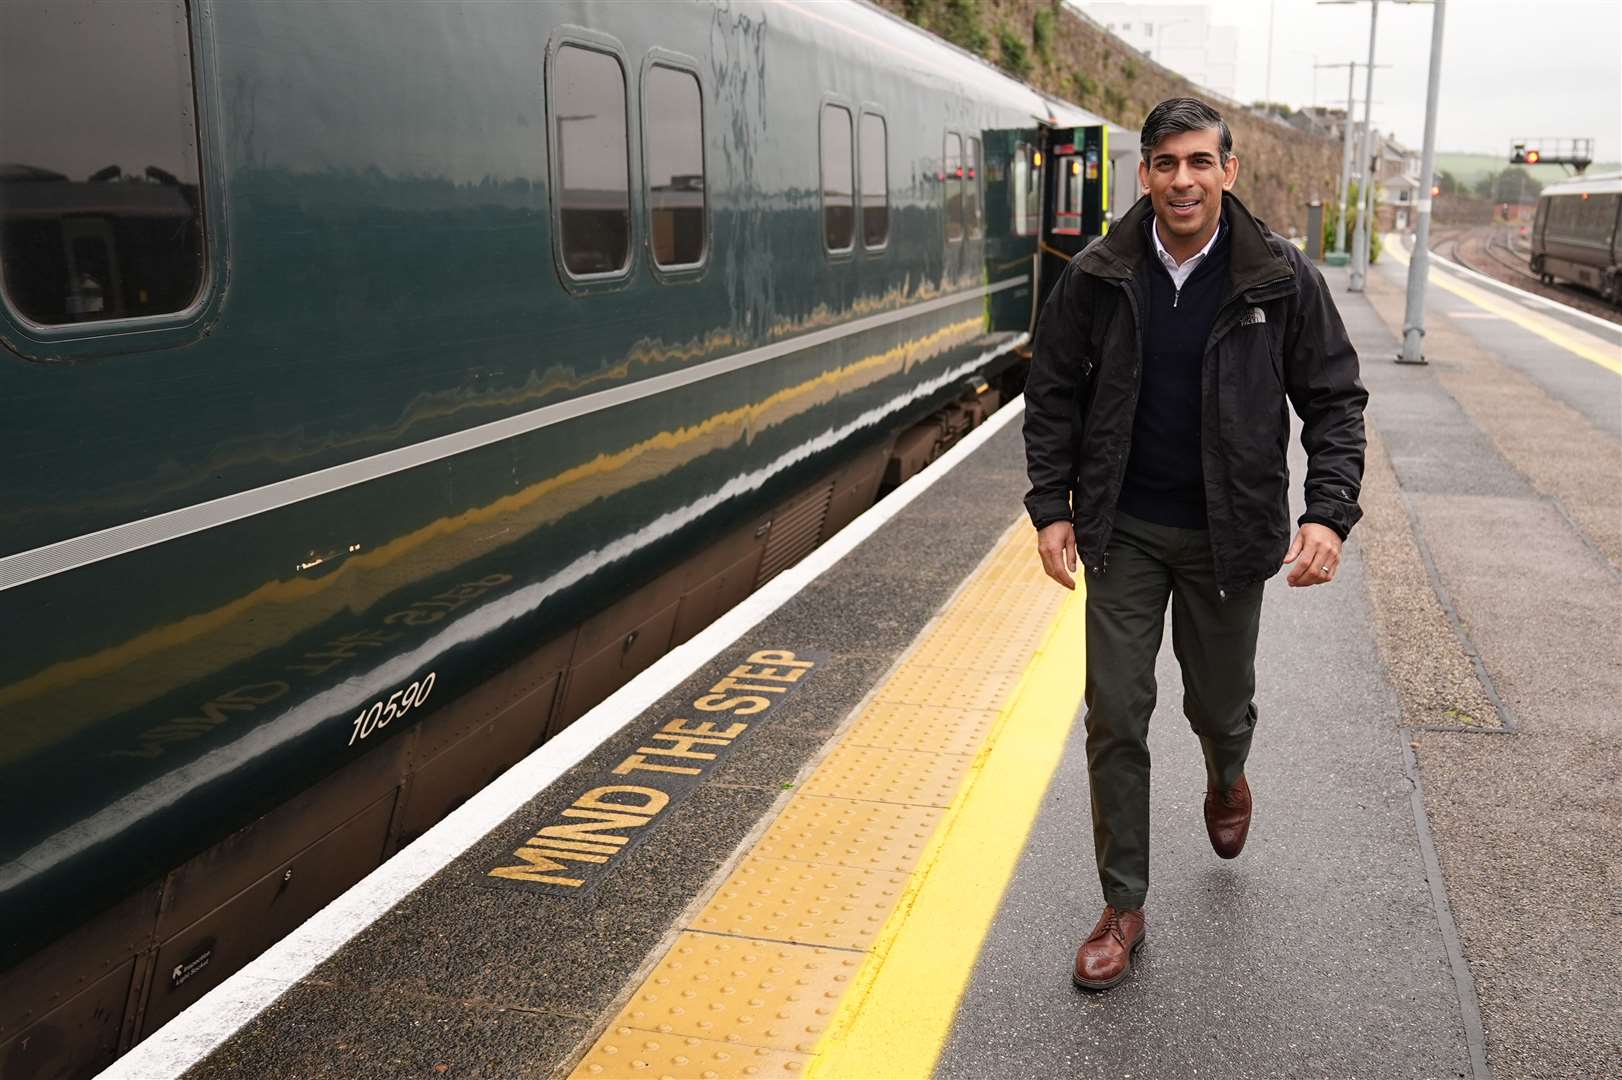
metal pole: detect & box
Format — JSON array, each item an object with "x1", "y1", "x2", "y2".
[
  {"x1": 1335, "y1": 64, "x2": 1356, "y2": 253},
  {"x1": 1266, "y1": 0, "x2": 1276, "y2": 103},
  {"x1": 1400, "y1": 0, "x2": 1446, "y2": 363},
  {"x1": 1348, "y1": 0, "x2": 1379, "y2": 291}
]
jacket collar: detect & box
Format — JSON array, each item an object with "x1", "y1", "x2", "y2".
[{"x1": 1079, "y1": 191, "x2": 1293, "y2": 299}]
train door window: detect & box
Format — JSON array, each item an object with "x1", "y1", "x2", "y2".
[
  {"x1": 944, "y1": 132, "x2": 964, "y2": 243},
  {"x1": 552, "y1": 43, "x2": 631, "y2": 277},
  {"x1": 1054, "y1": 152, "x2": 1084, "y2": 235},
  {"x1": 0, "y1": 0, "x2": 205, "y2": 326},
  {"x1": 966, "y1": 137, "x2": 983, "y2": 238},
  {"x1": 644, "y1": 63, "x2": 705, "y2": 269},
  {"x1": 859, "y1": 111, "x2": 888, "y2": 248},
  {"x1": 1012, "y1": 144, "x2": 1031, "y2": 236},
  {"x1": 821, "y1": 103, "x2": 855, "y2": 252},
  {"x1": 1018, "y1": 144, "x2": 1044, "y2": 231}
]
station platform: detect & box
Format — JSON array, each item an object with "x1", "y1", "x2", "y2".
[{"x1": 106, "y1": 253, "x2": 1620, "y2": 1080}]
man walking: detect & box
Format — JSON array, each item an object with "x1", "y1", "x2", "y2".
[{"x1": 1022, "y1": 98, "x2": 1367, "y2": 991}]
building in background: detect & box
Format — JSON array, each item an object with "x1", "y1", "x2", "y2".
[
  {"x1": 1373, "y1": 132, "x2": 1422, "y2": 231},
  {"x1": 1081, "y1": 2, "x2": 1239, "y2": 100}
]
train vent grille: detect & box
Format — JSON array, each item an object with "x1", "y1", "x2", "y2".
[{"x1": 756, "y1": 480, "x2": 836, "y2": 587}]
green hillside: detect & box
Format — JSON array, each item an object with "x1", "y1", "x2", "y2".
[{"x1": 1435, "y1": 152, "x2": 1620, "y2": 187}]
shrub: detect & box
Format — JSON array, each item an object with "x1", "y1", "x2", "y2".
[
  {"x1": 1320, "y1": 181, "x2": 1384, "y2": 262},
  {"x1": 1032, "y1": 9, "x2": 1055, "y2": 65},
  {"x1": 936, "y1": 0, "x2": 987, "y2": 54},
  {"x1": 997, "y1": 25, "x2": 1031, "y2": 79}
]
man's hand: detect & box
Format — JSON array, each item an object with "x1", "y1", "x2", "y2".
[
  {"x1": 1283, "y1": 523, "x2": 1342, "y2": 587},
  {"x1": 1037, "y1": 521, "x2": 1078, "y2": 590}
]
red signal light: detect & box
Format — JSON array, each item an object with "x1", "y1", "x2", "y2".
[
  {"x1": 1430, "y1": 184, "x2": 1440, "y2": 197},
  {"x1": 1524, "y1": 149, "x2": 1541, "y2": 164}
]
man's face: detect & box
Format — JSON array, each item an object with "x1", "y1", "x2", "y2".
[{"x1": 1137, "y1": 126, "x2": 1239, "y2": 243}]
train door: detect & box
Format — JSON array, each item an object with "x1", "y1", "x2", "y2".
[{"x1": 1035, "y1": 125, "x2": 1109, "y2": 316}]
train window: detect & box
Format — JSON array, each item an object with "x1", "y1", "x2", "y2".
[
  {"x1": 553, "y1": 44, "x2": 631, "y2": 276},
  {"x1": 1025, "y1": 145, "x2": 1042, "y2": 234},
  {"x1": 860, "y1": 112, "x2": 888, "y2": 248},
  {"x1": 0, "y1": 0, "x2": 205, "y2": 326},
  {"x1": 966, "y1": 137, "x2": 983, "y2": 238},
  {"x1": 821, "y1": 104, "x2": 854, "y2": 252},
  {"x1": 944, "y1": 133, "x2": 964, "y2": 243},
  {"x1": 644, "y1": 64, "x2": 705, "y2": 268}
]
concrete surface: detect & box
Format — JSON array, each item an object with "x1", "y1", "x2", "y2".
[
  {"x1": 186, "y1": 258, "x2": 1621, "y2": 1080},
  {"x1": 1363, "y1": 259, "x2": 1622, "y2": 1080},
  {"x1": 936, "y1": 415, "x2": 1474, "y2": 1080}
]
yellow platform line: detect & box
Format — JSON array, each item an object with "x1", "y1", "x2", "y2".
[
  {"x1": 1383, "y1": 238, "x2": 1622, "y2": 375},
  {"x1": 567, "y1": 520, "x2": 1084, "y2": 1079}
]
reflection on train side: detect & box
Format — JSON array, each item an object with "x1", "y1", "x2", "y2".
[
  {"x1": 0, "y1": 313, "x2": 989, "y2": 755},
  {"x1": 0, "y1": 329, "x2": 1019, "y2": 906}
]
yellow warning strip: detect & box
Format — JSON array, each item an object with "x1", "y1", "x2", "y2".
[
  {"x1": 568, "y1": 521, "x2": 1083, "y2": 1079},
  {"x1": 810, "y1": 562, "x2": 1086, "y2": 1078},
  {"x1": 1383, "y1": 238, "x2": 1622, "y2": 376}
]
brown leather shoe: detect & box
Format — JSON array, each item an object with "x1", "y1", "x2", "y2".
[
  {"x1": 1072, "y1": 905, "x2": 1146, "y2": 991},
  {"x1": 1204, "y1": 774, "x2": 1252, "y2": 858}
]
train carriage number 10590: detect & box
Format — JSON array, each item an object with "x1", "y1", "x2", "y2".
[{"x1": 348, "y1": 672, "x2": 436, "y2": 746}]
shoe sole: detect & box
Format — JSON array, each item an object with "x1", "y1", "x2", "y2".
[{"x1": 1070, "y1": 935, "x2": 1145, "y2": 992}]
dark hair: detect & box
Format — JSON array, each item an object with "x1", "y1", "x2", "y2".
[{"x1": 1140, "y1": 98, "x2": 1233, "y2": 164}]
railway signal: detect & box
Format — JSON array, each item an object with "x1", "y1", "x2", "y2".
[{"x1": 1510, "y1": 138, "x2": 1592, "y2": 174}]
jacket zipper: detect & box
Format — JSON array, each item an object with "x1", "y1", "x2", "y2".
[
  {"x1": 1092, "y1": 278, "x2": 1144, "y2": 578},
  {"x1": 1200, "y1": 275, "x2": 1294, "y2": 600}
]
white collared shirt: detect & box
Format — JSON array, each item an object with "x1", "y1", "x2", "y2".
[{"x1": 1152, "y1": 219, "x2": 1223, "y2": 293}]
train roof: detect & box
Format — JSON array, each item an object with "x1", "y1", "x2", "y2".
[
  {"x1": 1540, "y1": 172, "x2": 1622, "y2": 198},
  {"x1": 787, "y1": 0, "x2": 1129, "y2": 141}
]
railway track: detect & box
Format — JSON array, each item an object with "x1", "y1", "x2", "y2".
[{"x1": 1429, "y1": 224, "x2": 1621, "y2": 325}]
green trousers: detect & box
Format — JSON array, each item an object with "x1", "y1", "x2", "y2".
[{"x1": 1083, "y1": 512, "x2": 1264, "y2": 911}]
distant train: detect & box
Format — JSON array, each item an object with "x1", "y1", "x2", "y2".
[
  {"x1": 1529, "y1": 172, "x2": 1622, "y2": 303},
  {"x1": 0, "y1": 2, "x2": 1125, "y2": 1076}
]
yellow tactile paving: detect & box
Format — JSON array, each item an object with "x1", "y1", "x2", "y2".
[
  {"x1": 870, "y1": 662, "x2": 1027, "y2": 711},
  {"x1": 748, "y1": 794, "x2": 943, "y2": 872},
  {"x1": 691, "y1": 856, "x2": 909, "y2": 951},
  {"x1": 567, "y1": 520, "x2": 1077, "y2": 1079},
  {"x1": 573, "y1": 1030, "x2": 813, "y2": 1078},
  {"x1": 799, "y1": 743, "x2": 972, "y2": 807},
  {"x1": 596, "y1": 932, "x2": 857, "y2": 1053},
  {"x1": 841, "y1": 700, "x2": 998, "y2": 755}
]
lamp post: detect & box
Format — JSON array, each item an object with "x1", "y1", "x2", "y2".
[
  {"x1": 1316, "y1": 61, "x2": 1388, "y2": 255},
  {"x1": 1399, "y1": 0, "x2": 1447, "y2": 364},
  {"x1": 1320, "y1": 0, "x2": 1433, "y2": 291},
  {"x1": 1349, "y1": 0, "x2": 1379, "y2": 291}
]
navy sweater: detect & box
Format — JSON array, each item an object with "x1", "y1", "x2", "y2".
[{"x1": 1117, "y1": 221, "x2": 1232, "y2": 530}]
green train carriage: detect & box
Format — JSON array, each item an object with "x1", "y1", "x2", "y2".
[{"x1": 0, "y1": 2, "x2": 1113, "y2": 1075}]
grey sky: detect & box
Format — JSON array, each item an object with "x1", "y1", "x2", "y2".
[{"x1": 1079, "y1": 0, "x2": 1622, "y2": 163}]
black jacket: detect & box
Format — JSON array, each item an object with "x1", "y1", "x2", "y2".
[{"x1": 1022, "y1": 192, "x2": 1368, "y2": 594}]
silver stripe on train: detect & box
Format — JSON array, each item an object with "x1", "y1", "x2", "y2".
[{"x1": 0, "y1": 278, "x2": 1026, "y2": 593}]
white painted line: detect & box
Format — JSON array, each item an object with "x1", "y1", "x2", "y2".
[
  {"x1": 99, "y1": 376, "x2": 1030, "y2": 1080},
  {"x1": 1426, "y1": 246, "x2": 1622, "y2": 338}
]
